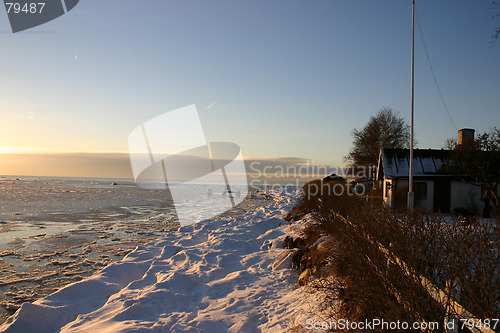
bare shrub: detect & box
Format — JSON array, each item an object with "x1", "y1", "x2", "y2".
[
  {"x1": 365, "y1": 186, "x2": 383, "y2": 204},
  {"x1": 288, "y1": 179, "x2": 500, "y2": 332},
  {"x1": 393, "y1": 186, "x2": 409, "y2": 210}
]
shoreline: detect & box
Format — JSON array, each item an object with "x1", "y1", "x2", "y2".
[
  {"x1": 0, "y1": 178, "x2": 285, "y2": 327},
  {"x1": 1, "y1": 192, "x2": 303, "y2": 332},
  {"x1": 0, "y1": 211, "x2": 179, "y2": 324}
]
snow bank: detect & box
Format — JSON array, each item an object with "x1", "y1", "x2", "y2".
[{"x1": 1, "y1": 193, "x2": 305, "y2": 332}]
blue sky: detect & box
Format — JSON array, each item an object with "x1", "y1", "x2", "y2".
[{"x1": 1, "y1": 0, "x2": 499, "y2": 176}]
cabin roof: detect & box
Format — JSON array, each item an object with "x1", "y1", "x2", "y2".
[{"x1": 377, "y1": 148, "x2": 453, "y2": 180}]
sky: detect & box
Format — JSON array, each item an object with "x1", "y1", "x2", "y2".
[{"x1": 1, "y1": 0, "x2": 499, "y2": 178}]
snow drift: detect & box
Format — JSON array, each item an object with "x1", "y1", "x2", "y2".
[{"x1": 1, "y1": 193, "x2": 303, "y2": 332}]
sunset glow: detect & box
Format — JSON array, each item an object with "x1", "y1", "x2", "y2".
[
  {"x1": 1, "y1": 1, "x2": 499, "y2": 178},
  {"x1": 0, "y1": 146, "x2": 33, "y2": 154}
]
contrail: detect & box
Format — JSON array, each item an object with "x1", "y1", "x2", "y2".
[{"x1": 207, "y1": 103, "x2": 215, "y2": 109}]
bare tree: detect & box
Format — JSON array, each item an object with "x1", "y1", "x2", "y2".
[
  {"x1": 442, "y1": 137, "x2": 457, "y2": 150},
  {"x1": 345, "y1": 108, "x2": 411, "y2": 171},
  {"x1": 492, "y1": 1, "x2": 500, "y2": 43},
  {"x1": 443, "y1": 127, "x2": 500, "y2": 208}
]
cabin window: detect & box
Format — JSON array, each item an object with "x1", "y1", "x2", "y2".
[{"x1": 414, "y1": 182, "x2": 427, "y2": 199}]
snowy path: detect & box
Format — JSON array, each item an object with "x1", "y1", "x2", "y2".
[{"x1": 1, "y1": 194, "x2": 302, "y2": 332}]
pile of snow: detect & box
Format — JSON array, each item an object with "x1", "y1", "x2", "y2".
[{"x1": 1, "y1": 193, "x2": 310, "y2": 332}]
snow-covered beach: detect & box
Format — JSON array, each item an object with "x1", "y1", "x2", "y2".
[{"x1": 1, "y1": 189, "x2": 306, "y2": 332}]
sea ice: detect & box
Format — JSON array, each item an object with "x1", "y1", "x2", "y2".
[{"x1": 1, "y1": 191, "x2": 307, "y2": 332}]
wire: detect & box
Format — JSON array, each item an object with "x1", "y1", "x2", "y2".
[{"x1": 415, "y1": 6, "x2": 458, "y2": 131}]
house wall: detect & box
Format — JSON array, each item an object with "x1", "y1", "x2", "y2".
[
  {"x1": 417, "y1": 180, "x2": 434, "y2": 211},
  {"x1": 450, "y1": 181, "x2": 482, "y2": 215},
  {"x1": 394, "y1": 179, "x2": 434, "y2": 211},
  {"x1": 382, "y1": 177, "x2": 489, "y2": 214}
]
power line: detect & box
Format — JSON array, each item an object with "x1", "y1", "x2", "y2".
[{"x1": 415, "y1": 6, "x2": 458, "y2": 131}]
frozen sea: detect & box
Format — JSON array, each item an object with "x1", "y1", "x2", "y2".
[{"x1": 0, "y1": 176, "x2": 288, "y2": 325}]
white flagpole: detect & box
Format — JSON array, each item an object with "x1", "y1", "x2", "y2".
[{"x1": 408, "y1": 0, "x2": 415, "y2": 210}]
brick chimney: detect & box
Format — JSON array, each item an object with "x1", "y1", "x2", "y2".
[{"x1": 458, "y1": 128, "x2": 475, "y2": 146}]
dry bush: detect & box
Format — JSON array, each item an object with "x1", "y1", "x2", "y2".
[
  {"x1": 285, "y1": 179, "x2": 347, "y2": 222},
  {"x1": 393, "y1": 186, "x2": 409, "y2": 210},
  {"x1": 288, "y1": 179, "x2": 500, "y2": 332},
  {"x1": 365, "y1": 186, "x2": 383, "y2": 204}
]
